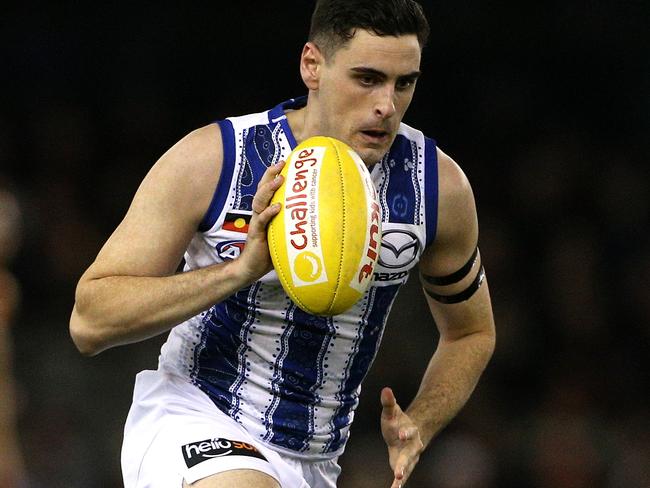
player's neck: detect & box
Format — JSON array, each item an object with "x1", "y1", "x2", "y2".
[{"x1": 285, "y1": 99, "x2": 320, "y2": 145}]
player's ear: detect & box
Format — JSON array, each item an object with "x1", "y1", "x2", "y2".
[{"x1": 300, "y1": 42, "x2": 323, "y2": 90}]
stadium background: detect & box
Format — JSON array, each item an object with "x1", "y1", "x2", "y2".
[{"x1": 1, "y1": 1, "x2": 649, "y2": 486}]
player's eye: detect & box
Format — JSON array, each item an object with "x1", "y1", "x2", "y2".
[
  {"x1": 358, "y1": 75, "x2": 377, "y2": 86},
  {"x1": 396, "y1": 77, "x2": 416, "y2": 91}
]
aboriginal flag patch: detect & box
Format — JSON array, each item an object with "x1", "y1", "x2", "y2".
[
  {"x1": 223, "y1": 211, "x2": 252, "y2": 233},
  {"x1": 181, "y1": 437, "x2": 267, "y2": 468}
]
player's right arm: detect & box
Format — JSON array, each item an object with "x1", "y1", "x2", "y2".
[{"x1": 69, "y1": 124, "x2": 284, "y2": 356}]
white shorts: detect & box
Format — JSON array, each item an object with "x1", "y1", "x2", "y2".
[{"x1": 121, "y1": 370, "x2": 341, "y2": 488}]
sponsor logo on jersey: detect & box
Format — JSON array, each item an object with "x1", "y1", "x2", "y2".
[
  {"x1": 223, "y1": 211, "x2": 252, "y2": 233},
  {"x1": 391, "y1": 192, "x2": 410, "y2": 218},
  {"x1": 378, "y1": 229, "x2": 420, "y2": 269},
  {"x1": 374, "y1": 270, "x2": 410, "y2": 282},
  {"x1": 181, "y1": 437, "x2": 267, "y2": 468},
  {"x1": 216, "y1": 240, "x2": 246, "y2": 260}
]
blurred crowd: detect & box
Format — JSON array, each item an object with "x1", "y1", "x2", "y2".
[{"x1": 1, "y1": 2, "x2": 648, "y2": 487}]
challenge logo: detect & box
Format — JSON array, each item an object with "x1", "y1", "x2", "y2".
[
  {"x1": 284, "y1": 145, "x2": 328, "y2": 287},
  {"x1": 293, "y1": 251, "x2": 323, "y2": 282},
  {"x1": 181, "y1": 437, "x2": 267, "y2": 469},
  {"x1": 286, "y1": 147, "x2": 319, "y2": 251}
]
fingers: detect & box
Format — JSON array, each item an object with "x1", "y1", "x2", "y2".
[
  {"x1": 391, "y1": 450, "x2": 419, "y2": 488},
  {"x1": 380, "y1": 387, "x2": 423, "y2": 487},
  {"x1": 391, "y1": 430, "x2": 424, "y2": 487},
  {"x1": 253, "y1": 201, "x2": 281, "y2": 229},
  {"x1": 249, "y1": 161, "x2": 285, "y2": 236},
  {"x1": 391, "y1": 457, "x2": 419, "y2": 488},
  {"x1": 252, "y1": 160, "x2": 285, "y2": 214},
  {"x1": 380, "y1": 387, "x2": 399, "y2": 420},
  {"x1": 399, "y1": 425, "x2": 418, "y2": 442},
  {"x1": 394, "y1": 463, "x2": 405, "y2": 482},
  {"x1": 259, "y1": 159, "x2": 286, "y2": 188},
  {"x1": 380, "y1": 387, "x2": 402, "y2": 446}
]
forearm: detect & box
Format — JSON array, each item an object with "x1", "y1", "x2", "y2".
[
  {"x1": 70, "y1": 260, "x2": 250, "y2": 355},
  {"x1": 405, "y1": 330, "x2": 494, "y2": 447}
]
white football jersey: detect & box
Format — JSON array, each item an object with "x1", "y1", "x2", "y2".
[{"x1": 158, "y1": 97, "x2": 439, "y2": 459}]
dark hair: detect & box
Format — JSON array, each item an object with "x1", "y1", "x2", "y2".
[{"x1": 309, "y1": 0, "x2": 430, "y2": 58}]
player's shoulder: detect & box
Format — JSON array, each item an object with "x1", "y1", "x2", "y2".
[
  {"x1": 146, "y1": 123, "x2": 223, "y2": 198},
  {"x1": 131, "y1": 123, "x2": 224, "y2": 229},
  {"x1": 431, "y1": 146, "x2": 478, "y2": 248},
  {"x1": 160, "y1": 123, "x2": 223, "y2": 174},
  {"x1": 436, "y1": 147, "x2": 472, "y2": 202}
]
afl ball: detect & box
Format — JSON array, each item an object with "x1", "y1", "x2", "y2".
[{"x1": 267, "y1": 136, "x2": 381, "y2": 315}]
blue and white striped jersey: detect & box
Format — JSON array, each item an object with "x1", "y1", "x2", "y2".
[{"x1": 158, "y1": 97, "x2": 439, "y2": 460}]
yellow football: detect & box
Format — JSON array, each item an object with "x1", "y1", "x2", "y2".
[{"x1": 268, "y1": 136, "x2": 381, "y2": 316}]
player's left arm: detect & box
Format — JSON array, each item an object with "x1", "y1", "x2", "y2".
[{"x1": 381, "y1": 148, "x2": 496, "y2": 487}]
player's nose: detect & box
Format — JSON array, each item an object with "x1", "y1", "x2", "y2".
[{"x1": 373, "y1": 86, "x2": 396, "y2": 120}]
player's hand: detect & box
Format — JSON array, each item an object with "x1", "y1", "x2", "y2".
[
  {"x1": 234, "y1": 160, "x2": 285, "y2": 283},
  {"x1": 380, "y1": 387, "x2": 424, "y2": 488}
]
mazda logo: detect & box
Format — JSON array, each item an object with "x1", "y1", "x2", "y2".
[{"x1": 378, "y1": 229, "x2": 420, "y2": 269}]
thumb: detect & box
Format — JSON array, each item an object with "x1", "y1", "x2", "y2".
[{"x1": 381, "y1": 387, "x2": 399, "y2": 419}]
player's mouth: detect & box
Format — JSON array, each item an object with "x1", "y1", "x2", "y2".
[{"x1": 359, "y1": 128, "x2": 390, "y2": 145}]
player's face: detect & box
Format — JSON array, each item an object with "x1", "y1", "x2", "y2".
[{"x1": 317, "y1": 31, "x2": 421, "y2": 165}]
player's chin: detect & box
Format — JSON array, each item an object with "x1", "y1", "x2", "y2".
[
  {"x1": 355, "y1": 145, "x2": 390, "y2": 167},
  {"x1": 352, "y1": 133, "x2": 394, "y2": 165}
]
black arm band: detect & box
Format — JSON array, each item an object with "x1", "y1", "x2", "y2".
[
  {"x1": 424, "y1": 266, "x2": 485, "y2": 304},
  {"x1": 421, "y1": 246, "x2": 479, "y2": 286}
]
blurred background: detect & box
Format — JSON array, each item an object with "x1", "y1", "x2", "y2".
[{"x1": 1, "y1": 1, "x2": 649, "y2": 487}]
